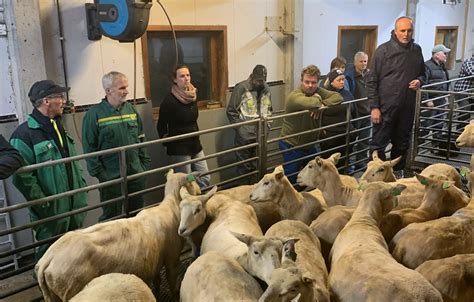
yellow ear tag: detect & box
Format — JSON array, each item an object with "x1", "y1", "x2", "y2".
[
  {"x1": 442, "y1": 181, "x2": 450, "y2": 190},
  {"x1": 392, "y1": 187, "x2": 402, "y2": 196},
  {"x1": 187, "y1": 174, "x2": 196, "y2": 182},
  {"x1": 460, "y1": 167, "x2": 469, "y2": 177},
  {"x1": 357, "y1": 183, "x2": 364, "y2": 191}
]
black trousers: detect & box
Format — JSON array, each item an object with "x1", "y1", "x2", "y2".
[{"x1": 370, "y1": 102, "x2": 415, "y2": 171}]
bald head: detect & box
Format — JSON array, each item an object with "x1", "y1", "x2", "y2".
[{"x1": 394, "y1": 17, "x2": 414, "y2": 45}]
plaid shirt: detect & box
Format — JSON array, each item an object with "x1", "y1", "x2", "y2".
[{"x1": 454, "y1": 57, "x2": 474, "y2": 92}]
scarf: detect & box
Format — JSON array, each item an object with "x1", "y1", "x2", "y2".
[{"x1": 171, "y1": 83, "x2": 197, "y2": 104}]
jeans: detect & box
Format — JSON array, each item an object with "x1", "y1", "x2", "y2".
[
  {"x1": 171, "y1": 150, "x2": 211, "y2": 188},
  {"x1": 279, "y1": 140, "x2": 318, "y2": 183}
]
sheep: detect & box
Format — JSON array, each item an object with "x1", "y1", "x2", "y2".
[
  {"x1": 35, "y1": 170, "x2": 200, "y2": 302},
  {"x1": 309, "y1": 205, "x2": 354, "y2": 265},
  {"x1": 455, "y1": 119, "x2": 474, "y2": 147},
  {"x1": 329, "y1": 182, "x2": 443, "y2": 301},
  {"x1": 265, "y1": 220, "x2": 330, "y2": 302},
  {"x1": 216, "y1": 185, "x2": 282, "y2": 233},
  {"x1": 249, "y1": 165, "x2": 327, "y2": 225},
  {"x1": 178, "y1": 188, "x2": 292, "y2": 283},
  {"x1": 361, "y1": 151, "x2": 461, "y2": 188},
  {"x1": 180, "y1": 251, "x2": 263, "y2": 302},
  {"x1": 69, "y1": 273, "x2": 155, "y2": 302},
  {"x1": 379, "y1": 173, "x2": 469, "y2": 242},
  {"x1": 390, "y1": 168, "x2": 474, "y2": 269},
  {"x1": 297, "y1": 153, "x2": 361, "y2": 207},
  {"x1": 415, "y1": 254, "x2": 474, "y2": 302}
]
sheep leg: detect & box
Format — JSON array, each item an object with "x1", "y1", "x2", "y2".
[{"x1": 165, "y1": 263, "x2": 180, "y2": 301}]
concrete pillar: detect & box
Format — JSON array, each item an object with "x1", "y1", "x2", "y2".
[{"x1": 4, "y1": 0, "x2": 47, "y2": 122}]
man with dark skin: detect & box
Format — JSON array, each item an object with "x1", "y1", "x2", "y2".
[{"x1": 367, "y1": 16, "x2": 425, "y2": 178}]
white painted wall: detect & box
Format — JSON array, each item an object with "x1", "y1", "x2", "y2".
[
  {"x1": 0, "y1": 36, "x2": 16, "y2": 116},
  {"x1": 302, "y1": 0, "x2": 406, "y2": 75},
  {"x1": 50, "y1": 0, "x2": 286, "y2": 106},
  {"x1": 416, "y1": 0, "x2": 469, "y2": 61}
]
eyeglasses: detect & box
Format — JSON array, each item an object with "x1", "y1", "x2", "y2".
[{"x1": 45, "y1": 94, "x2": 66, "y2": 100}]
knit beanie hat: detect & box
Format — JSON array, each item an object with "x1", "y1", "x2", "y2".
[{"x1": 327, "y1": 69, "x2": 344, "y2": 84}]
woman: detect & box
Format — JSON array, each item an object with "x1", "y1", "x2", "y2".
[
  {"x1": 157, "y1": 64, "x2": 210, "y2": 188},
  {"x1": 319, "y1": 69, "x2": 356, "y2": 169}
]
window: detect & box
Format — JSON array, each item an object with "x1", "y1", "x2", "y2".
[
  {"x1": 435, "y1": 26, "x2": 458, "y2": 70},
  {"x1": 338, "y1": 26, "x2": 377, "y2": 66},
  {"x1": 142, "y1": 26, "x2": 228, "y2": 115}
]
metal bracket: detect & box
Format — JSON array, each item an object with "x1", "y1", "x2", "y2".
[{"x1": 265, "y1": 16, "x2": 299, "y2": 35}]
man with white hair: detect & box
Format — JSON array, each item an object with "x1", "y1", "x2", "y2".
[
  {"x1": 82, "y1": 71, "x2": 150, "y2": 221},
  {"x1": 420, "y1": 44, "x2": 451, "y2": 147}
]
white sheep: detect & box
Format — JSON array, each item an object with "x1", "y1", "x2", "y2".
[
  {"x1": 179, "y1": 189, "x2": 292, "y2": 283},
  {"x1": 297, "y1": 153, "x2": 361, "y2": 207},
  {"x1": 415, "y1": 254, "x2": 474, "y2": 302},
  {"x1": 249, "y1": 165, "x2": 327, "y2": 225},
  {"x1": 265, "y1": 220, "x2": 330, "y2": 302},
  {"x1": 390, "y1": 168, "x2": 474, "y2": 269},
  {"x1": 35, "y1": 170, "x2": 200, "y2": 302},
  {"x1": 180, "y1": 251, "x2": 263, "y2": 301},
  {"x1": 455, "y1": 119, "x2": 474, "y2": 147},
  {"x1": 69, "y1": 273, "x2": 155, "y2": 302},
  {"x1": 329, "y1": 182, "x2": 443, "y2": 301},
  {"x1": 379, "y1": 173, "x2": 469, "y2": 242}
]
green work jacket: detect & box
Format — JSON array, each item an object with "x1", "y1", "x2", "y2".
[
  {"x1": 82, "y1": 99, "x2": 151, "y2": 182},
  {"x1": 10, "y1": 115, "x2": 87, "y2": 225}
]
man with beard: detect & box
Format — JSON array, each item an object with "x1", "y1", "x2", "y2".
[
  {"x1": 82, "y1": 71, "x2": 150, "y2": 221},
  {"x1": 366, "y1": 16, "x2": 425, "y2": 178},
  {"x1": 227, "y1": 65, "x2": 272, "y2": 181},
  {"x1": 279, "y1": 64, "x2": 343, "y2": 183}
]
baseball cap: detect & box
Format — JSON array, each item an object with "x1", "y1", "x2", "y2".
[
  {"x1": 28, "y1": 80, "x2": 69, "y2": 102},
  {"x1": 252, "y1": 65, "x2": 267, "y2": 81},
  {"x1": 432, "y1": 44, "x2": 451, "y2": 54},
  {"x1": 327, "y1": 69, "x2": 345, "y2": 83}
]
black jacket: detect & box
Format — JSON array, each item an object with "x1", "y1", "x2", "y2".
[
  {"x1": 366, "y1": 32, "x2": 425, "y2": 111},
  {"x1": 0, "y1": 134, "x2": 23, "y2": 179},
  {"x1": 320, "y1": 86, "x2": 355, "y2": 136},
  {"x1": 422, "y1": 58, "x2": 449, "y2": 101},
  {"x1": 157, "y1": 93, "x2": 202, "y2": 156}
]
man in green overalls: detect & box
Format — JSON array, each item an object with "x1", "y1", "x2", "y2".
[
  {"x1": 10, "y1": 80, "x2": 88, "y2": 261},
  {"x1": 82, "y1": 71, "x2": 150, "y2": 221}
]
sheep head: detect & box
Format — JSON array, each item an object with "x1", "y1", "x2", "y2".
[
  {"x1": 455, "y1": 120, "x2": 474, "y2": 148},
  {"x1": 249, "y1": 165, "x2": 289, "y2": 202},
  {"x1": 360, "y1": 151, "x2": 401, "y2": 182},
  {"x1": 296, "y1": 153, "x2": 339, "y2": 189},
  {"x1": 178, "y1": 186, "x2": 217, "y2": 236}
]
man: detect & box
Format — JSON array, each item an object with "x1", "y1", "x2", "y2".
[
  {"x1": 345, "y1": 51, "x2": 371, "y2": 170},
  {"x1": 420, "y1": 44, "x2": 451, "y2": 146},
  {"x1": 0, "y1": 134, "x2": 22, "y2": 179},
  {"x1": 366, "y1": 16, "x2": 425, "y2": 178},
  {"x1": 82, "y1": 71, "x2": 150, "y2": 221},
  {"x1": 454, "y1": 54, "x2": 474, "y2": 130},
  {"x1": 10, "y1": 80, "x2": 87, "y2": 260},
  {"x1": 226, "y1": 65, "x2": 271, "y2": 178},
  {"x1": 279, "y1": 64, "x2": 343, "y2": 183}
]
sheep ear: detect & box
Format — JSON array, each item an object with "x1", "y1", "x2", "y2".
[
  {"x1": 275, "y1": 171, "x2": 285, "y2": 180},
  {"x1": 372, "y1": 150, "x2": 379, "y2": 161},
  {"x1": 315, "y1": 157, "x2": 323, "y2": 167},
  {"x1": 391, "y1": 184, "x2": 406, "y2": 196},
  {"x1": 415, "y1": 173, "x2": 429, "y2": 186},
  {"x1": 180, "y1": 186, "x2": 191, "y2": 199},
  {"x1": 231, "y1": 232, "x2": 254, "y2": 246},
  {"x1": 274, "y1": 165, "x2": 284, "y2": 174},
  {"x1": 283, "y1": 238, "x2": 299, "y2": 262},
  {"x1": 329, "y1": 153, "x2": 340, "y2": 165},
  {"x1": 201, "y1": 186, "x2": 218, "y2": 202},
  {"x1": 166, "y1": 169, "x2": 175, "y2": 179},
  {"x1": 389, "y1": 156, "x2": 402, "y2": 167}
]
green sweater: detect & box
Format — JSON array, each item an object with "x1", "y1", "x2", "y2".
[{"x1": 280, "y1": 87, "x2": 343, "y2": 146}]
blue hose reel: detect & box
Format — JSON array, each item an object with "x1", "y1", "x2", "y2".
[{"x1": 86, "y1": 0, "x2": 152, "y2": 42}]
